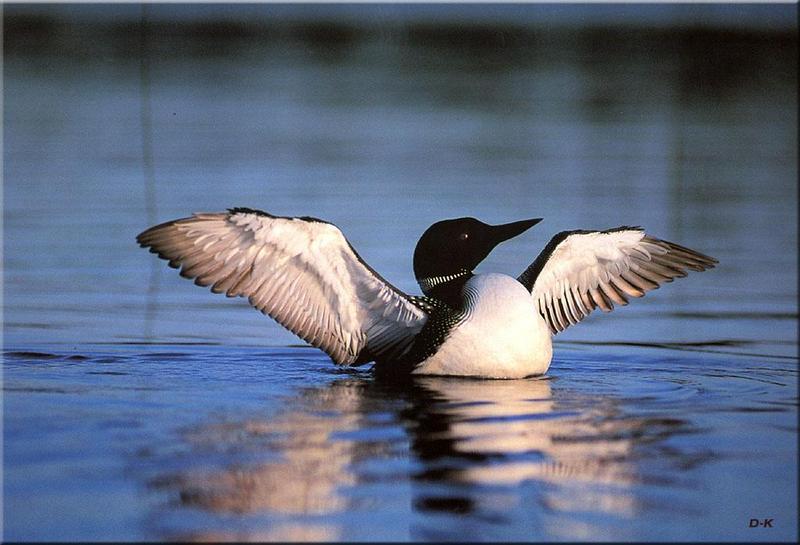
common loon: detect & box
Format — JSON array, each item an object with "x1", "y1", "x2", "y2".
[{"x1": 137, "y1": 208, "x2": 717, "y2": 378}]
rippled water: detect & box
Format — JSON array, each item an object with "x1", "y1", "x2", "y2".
[
  {"x1": 3, "y1": 345, "x2": 796, "y2": 541},
  {"x1": 3, "y1": 4, "x2": 798, "y2": 542}
]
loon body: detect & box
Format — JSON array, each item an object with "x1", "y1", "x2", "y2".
[
  {"x1": 412, "y1": 273, "x2": 551, "y2": 378},
  {"x1": 137, "y1": 208, "x2": 716, "y2": 378}
]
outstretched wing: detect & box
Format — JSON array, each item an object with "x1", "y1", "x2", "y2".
[
  {"x1": 517, "y1": 227, "x2": 717, "y2": 334},
  {"x1": 137, "y1": 207, "x2": 428, "y2": 364}
]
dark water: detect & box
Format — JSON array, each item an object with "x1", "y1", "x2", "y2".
[{"x1": 3, "y1": 4, "x2": 798, "y2": 542}]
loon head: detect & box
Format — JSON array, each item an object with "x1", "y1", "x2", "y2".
[{"x1": 413, "y1": 216, "x2": 542, "y2": 294}]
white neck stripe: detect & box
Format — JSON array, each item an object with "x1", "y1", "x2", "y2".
[{"x1": 418, "y1": 270, "x2": 470, "y2": 292}]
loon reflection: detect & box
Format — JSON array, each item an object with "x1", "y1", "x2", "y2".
[{"x1": 149, "y1": 372, "x2": 696, "y2": 540}]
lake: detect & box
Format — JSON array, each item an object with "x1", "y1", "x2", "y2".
[{"x1": 3, "y1": 4, "x2": 798, "y2": 542}]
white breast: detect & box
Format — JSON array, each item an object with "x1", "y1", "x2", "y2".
[{"x1": 412, "y1": 273, "x2": 553, "y2": 378}]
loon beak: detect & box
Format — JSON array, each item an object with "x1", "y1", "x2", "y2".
[{"x1": 490, "y1": 218, "x2": 543, "y2": 243}]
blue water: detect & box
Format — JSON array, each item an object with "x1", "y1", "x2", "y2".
[
  {"x1": 3, "y1": 345, "x2": 796, "y2": 541},
  {"x1": 3, "y1": 4, "x2": 798, "y2": 542}
]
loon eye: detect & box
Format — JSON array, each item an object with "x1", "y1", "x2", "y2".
[{"x1": 459, "y1": 232, "x2": 469, "y2": 241}]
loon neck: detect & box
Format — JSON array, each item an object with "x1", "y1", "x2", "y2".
[
  {"x1": 417, "y1": 269, "x2": 473, "y2": 308},
  {"x1": 417, "y1": 269, "x2": 472, "y2": 293}
]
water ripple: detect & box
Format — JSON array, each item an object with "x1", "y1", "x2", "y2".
[{"x1": 3, "y1": 344, "x2": 796, "y2": 541}]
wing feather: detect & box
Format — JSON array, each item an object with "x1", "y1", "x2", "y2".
[
  {"x1": 138, "y1": 208, "x2": 427, "y2": 364},
  {"x1": 518, "y1": 227, "x2": 717, "y2": 334}
]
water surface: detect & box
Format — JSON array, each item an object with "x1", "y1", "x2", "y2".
[
  {"x1": 3, "y1": 345, "x2": 797, "y2": 541},
  {"x1": 3, "y1": 5, "x2": 798, "y2": 542}
]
